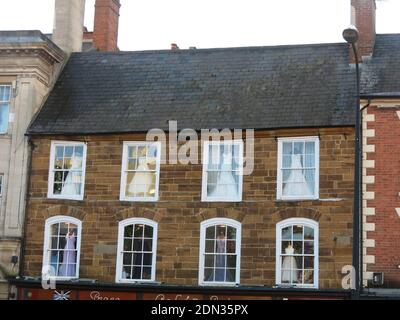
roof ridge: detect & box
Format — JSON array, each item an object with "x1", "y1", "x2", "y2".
[{"x1": 70, "y1": 41, "x2": 347, "y2": 56}]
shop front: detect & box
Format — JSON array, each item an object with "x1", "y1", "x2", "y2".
[{"x1": 9, "y1": 278, "x2": 352, "y2": 300}]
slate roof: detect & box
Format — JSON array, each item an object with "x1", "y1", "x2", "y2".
[
  {"x1": 361, "y1": 34, "x2": 400, "y2": 97},
  {"x1": 27, "y1": 42, "x2": 358, "y2": 135}
]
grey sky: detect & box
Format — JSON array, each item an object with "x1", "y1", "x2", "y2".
[{"x1": 1, "y1": 0, "x2": 399, "y2": 51}]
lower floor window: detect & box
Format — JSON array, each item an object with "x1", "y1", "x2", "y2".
[
  {"x1": 199, "y1": 218, "x2": 241, "y2": 285},
  {"x1": 116, "y1": 218, "x2": 158, "y2": 282},
  {"x1": 276, "y1": 218, "x2": 319, "y2": 287},
  {"x1": 43, "y1": 216, "x2": 81, "y2": 279}
]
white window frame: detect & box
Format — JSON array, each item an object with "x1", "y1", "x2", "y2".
[
  {"x1": 0, "y1": 84, "x2": 11, "y2": 134},
  {"x1": 120, "y1": 141, "x2": 161, "y2": 202},
  {"x1": 42, "y1": 215, "x2": 82, "y2": 281},
  {"x1": 198, "y1": 218, "x2": 242, "y2": 286},
  {"x1": 115, "y1": 218, "x2": 158, "y2": 283},
  {"x1": 277, "y1": 136, "x2": 320, "y2": 201},
  {"x1": 47, "y1": 141, "x2": 87, "y2": 201},
  {"x1": 0, "y1": 174, "x2": 3, "y2": 197},
  {"x1": 201, "y1": 140, "x2": 244, "y2": 202},
  {"x1": 275, "y1": 218, "x2": 319, "y2": 288}
]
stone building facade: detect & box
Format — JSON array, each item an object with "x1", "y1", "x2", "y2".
[
  {"x1": 0, "y1": 31, "x2": 65, "y2": 299},
  {"x1": 21, "y1": 127, "x2": 354, "y2": 292}
]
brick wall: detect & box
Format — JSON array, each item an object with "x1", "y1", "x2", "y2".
[
  {"x1": 93, "y1": 0, "x2": 120, "y2": 52},
  {"x1": 23, "y1": 127, "x2": 354, "y2": 288},
  {"x1": 351, "y1": 0, "x2": 376, "y2": 60},
  {"x1": 364, "y1": 105, "x2": 400, "y2": 287}
]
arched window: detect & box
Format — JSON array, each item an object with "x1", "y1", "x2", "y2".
[
  {"x1": 276, "y1": 218, "x2": 319, "y2": 288},
  {"x1": 199, "y1": 218, "x2": 241, "y2": 285},
  {"x1": 116, "y1": 218, "x2": 158, "y2": 283},
  {"x1": 43, "y1": 216, "x2": 82, "y2": 279}
]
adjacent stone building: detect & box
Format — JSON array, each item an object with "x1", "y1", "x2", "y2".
[
  {"x1": 0, "y1": 0, "x2": 120, "y2": 300},
  {"x1": 0, "y1": 31, "x2": 65, "y2": 299}
]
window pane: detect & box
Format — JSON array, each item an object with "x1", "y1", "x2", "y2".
[
  {"x1": 293, "y1": 225, "x2": 303, "y2": 240},
  {"x1": 205, "y1": 240, "x2": 215, "y2": 253},
  {"x1": 205, "y1": 226, "x2": 215, "y2": 239},
  {"x1": 133, "y1": 239, "x2": 143, "y2": 251},
  {"x1": 123, "y1": 253, "x2": 132, "y2": 265},
  {"x1": 126, "y1": 172, "x2": 156, "y2": 197},
  {"x1": 226, "y1": 240, "x2": 236, "y2": 254},
  {"x1": 293, "y1": 241, "x2": 303, "y2": 254},
  {"x1": 134, "y1": 224, "x2": 144, "y2": 238},
  {"x1": 143, "y1": 253, "x2": 152, "y2": 266},
  {"x1": 226, "y1": 226, "x2": 236, "y2": 240},
  {"x1": 124, "y1": 225, "x2": 133, "y2": 238},
  {"x1": 303, "y1": 270, "x2": 314, "y2": 284},
  {"x1": 304, "y1": 256, "x2": 314, "y2": 269},
  {"x1": 305, "y1": 142, "x2": 315, "y2": 155},
  {"x1": 282, "y1": 142, "x2": 292, "y2": 155},
  {"x1": 227, "y1": 255, "x2": 237, "y2": 268},
  {"x1": 143, "y1": 225, "x2": 153, "y2": 238},
  {"x1": 124, "y1": 239, "x2": 132, "y2": 251},
  {"x1": 133, "y1": 253, "x2": 143, "y2": 266},
  {"x1": 204, "y1": 254, "x2": 215, "y2": 268},
  {"x1": 142, "y1": 267, "x2": 152, "y2": 280},
  {"x1": 282, "y1": 155, "x2": 292, "y2": 169},
  {"x1": 226, "y1": 269, "x2": 236, "y2": 282},
  {"x1": 304, "y1": 241, "x2": 314, "y2": 255},
  {"x1": 0, "y1": 103, "x2": 9, "y2": 133},
  {"x1": 132, "y1": 267, "x2": 141, "y2": 279},
  {"x1": 282, "y1": 241, "x2": 292, "y2": 254},
  {"x1": 122, "y1": 266, "x2": 131, "y2": 279},
  {"x1": 64, "y1": 146, "x2": 74, "y2": 158},
  {"x1": 143, "y1": 239, "x2": 153, "y2": 252},
  {"x1": 281, "y1": 226, "x2": 292, "y2": 240},
  {"x1": 293, "y1": 142, "x2": 303, "y2": 154},
  {"x1": 204, "y1": 268, "x2": 214, "y2": 282},
  {"x1": 304, "y1": 227, "x2": 314, "y2": 240},
  {"x1": 304, "y1": 154, "x2": 314, "y2": 167}
]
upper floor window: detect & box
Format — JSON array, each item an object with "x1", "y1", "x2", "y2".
[
  {"x1": 0, "y1": 85, "x2": 11, "y2": 134},
  {"x1": 277, "y1": 137, "x2": 319, "y2": 200},
  {"x1": 276, "y1": 218, "x2": 319, "y2": 288},
  {"x1": 48, "y1": 141, "x2": 87, "y2": 201},
  {"x1": 199, "y1": 218, "x2": 241, "y2": 285},
  {"x1": 0, "y1": 174, "x2": 3, "y2": 197},
  {"x1": 42, "y1": 216, "x2": 82, "y2": 280},
  {"x1": 202, "y1": 141, "x2": 243, "y2": 202},
  {"x1": 120, "y1": 142, "x2": 161, "y2": 202},
  {"x1": 116, "y1": 218, "x2": 158, "y2": 283}
]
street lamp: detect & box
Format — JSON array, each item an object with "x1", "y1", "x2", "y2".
[{"x1": 343, "y1": 25, "x2": 361, "y2": 297}]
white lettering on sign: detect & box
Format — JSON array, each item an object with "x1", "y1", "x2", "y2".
[{"x1": 90, "y1": 291, "x2": 121, "y2": 300}]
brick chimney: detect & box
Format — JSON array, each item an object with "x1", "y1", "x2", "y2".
[
  {"x1": 93, "y1": 0, "x2": 121, "y2": 52},
  {"x1": 351, "y1": 0, "x2": 376, "y2": 61},
  {"x1": 52, "y1": 0, "x2": 86, "y2": 53}
]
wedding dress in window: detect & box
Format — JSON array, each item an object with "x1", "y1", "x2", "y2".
[
  {"x1": 210, "y1": 152, "x2": 238, "y2": 198},
  {"x1": 281, "y1": 245, "x2": 298, "y2": 283},
  {"x1": 215, "y1": 236, "x2": 226, "y2": 281},
  {"x1": 283, "y1": 154, "x2": 313, "y2": 197},
  {"x1": 59, "y1": 233, "x2": 77, "y2": 277},
  {"x1": 61, "y1": 155, "x2": 82, "y2": 196},
  {"x1": 128, "y1": 158, "x2": 153, "y2": 196}
]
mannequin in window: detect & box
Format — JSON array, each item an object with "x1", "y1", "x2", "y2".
[
  {"x1": 128, "y1": 149, "x2": 154, "y2": 197},
  {"x1": 61, "y1": 154, "x2": 82, "y2": 196},
  {"x1": 283, "y1": 154, "x2": 313, "y2": 197},
  {"x1": 59, "y1": 228, "x2": 77, "y2": 277},
  {"x1": 281, "y1": 243, "x2": 298, "y2": 283},
  {"x1": 214, "y1": 230, "x2": 226, "y2": 281},
  {"x1": 210, "y1": 149, "x2": 238, "y2": 198}
]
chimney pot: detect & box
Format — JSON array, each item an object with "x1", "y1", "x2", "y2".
[{"x1": 171, "y1": 43, "x2": 179, "y2": 50}]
